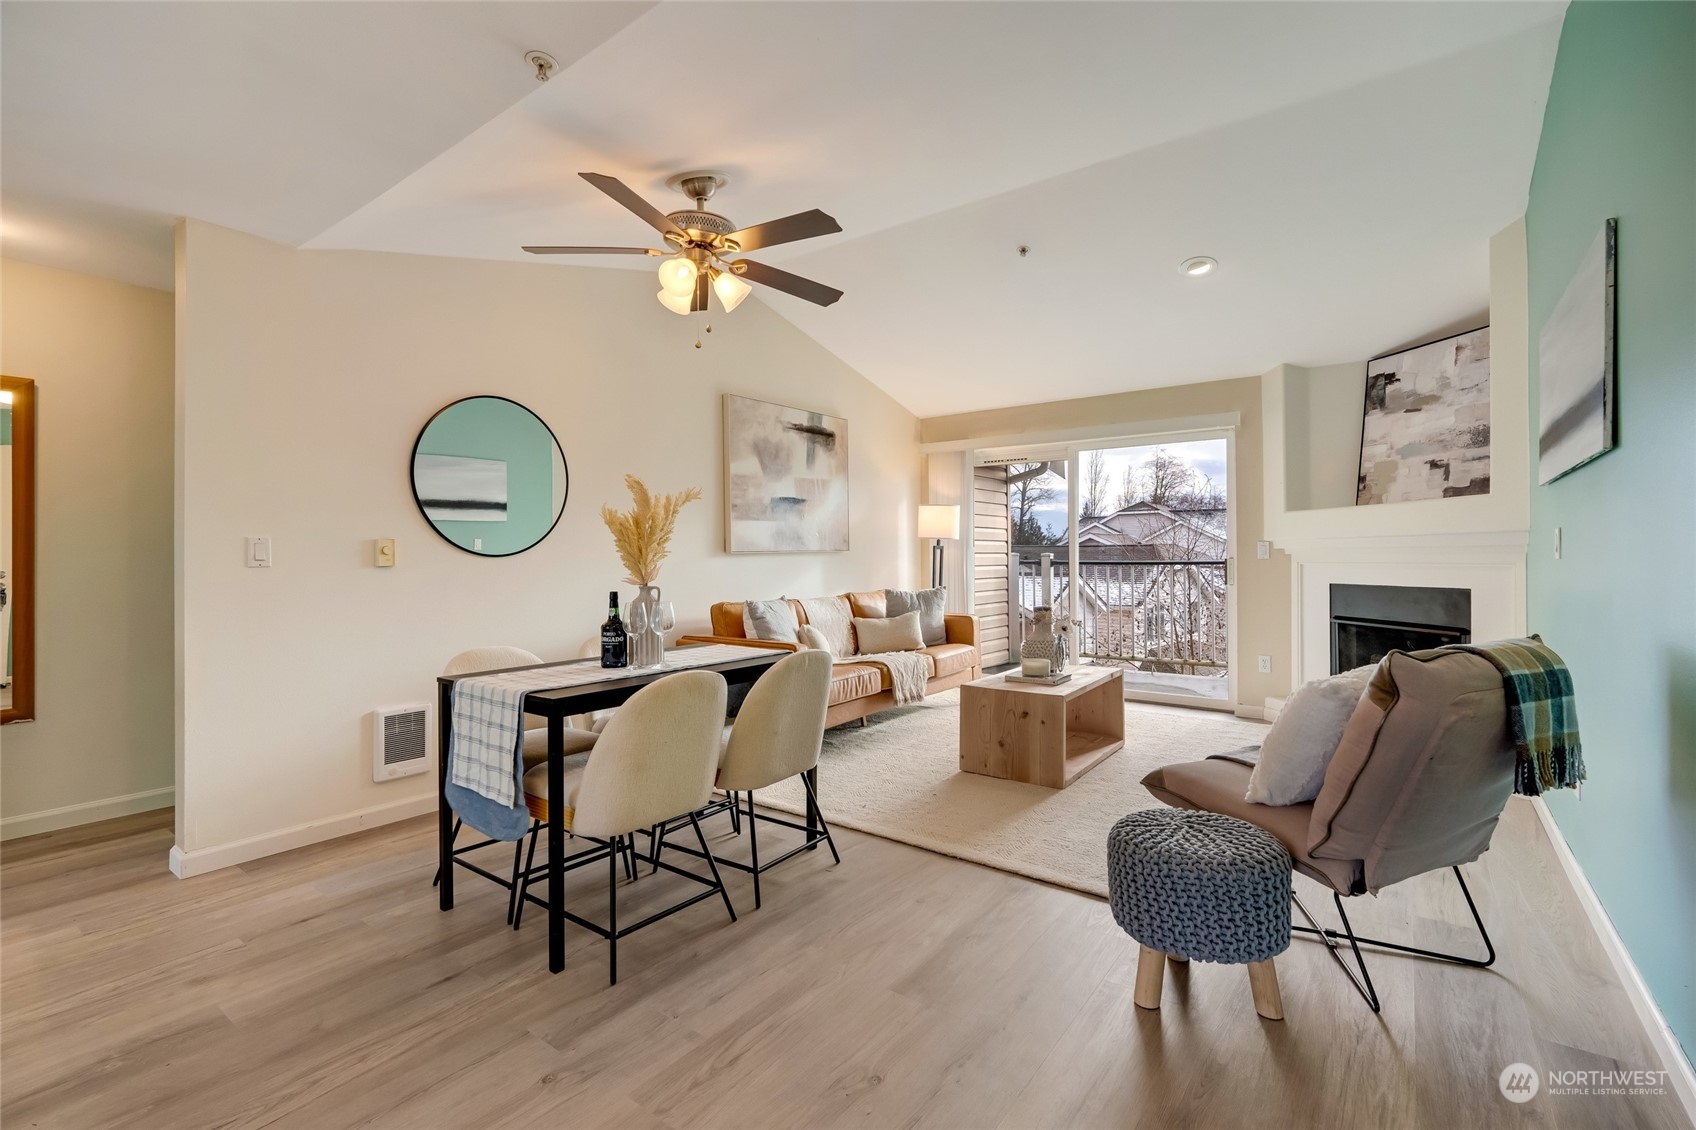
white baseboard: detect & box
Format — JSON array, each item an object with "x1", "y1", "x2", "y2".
[
  {"x1": 1263, "y1": 695, "x2": 1287, "y2": 721},
  {"x1": 0, "y1": 786, "x2": 175, "y2": 841},
  {"x1": 1529, "y1": 797, "x2": 1696, "y2": 1121},
  {"x1": 168, "y1": 793, "x2": 435, "y2": 878},
  {"x1": 1233, "y1": 704, "x2": 1265, "y2": 721}
]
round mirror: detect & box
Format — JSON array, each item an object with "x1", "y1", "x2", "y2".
[{"x1": 411, "y1": 396, "x2": 568, "y2": 556}]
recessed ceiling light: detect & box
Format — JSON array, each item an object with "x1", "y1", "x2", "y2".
[{"x1": 1180, "y1": 256, "x2": 1218, "y2": 277}]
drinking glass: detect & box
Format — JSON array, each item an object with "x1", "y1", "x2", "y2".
[
  {"x1": 627, "y1": 601, "x2": 652, "y2": 667},
  {"x1": 654, "y1": 601, "x2": 676, "y2": 666}
]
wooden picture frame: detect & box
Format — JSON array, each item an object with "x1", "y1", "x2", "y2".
[{"x1": 3, "y1": 375, "x2": 36, "y2": 724}]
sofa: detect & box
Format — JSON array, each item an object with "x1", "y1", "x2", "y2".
[{"x1": 679, "y1": 590, "x2": 981, "y2": 728}]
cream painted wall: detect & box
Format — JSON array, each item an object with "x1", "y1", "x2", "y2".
[
  {"x1": 1264, "y1": 220, "x2": 1531, "y2": 544},
  {"x1": 0, "y1": 258, "x2": 175, "y2": 837},
  {"x1": 173, "y1": 221, "x2": 919, "y2": 869},
  {"x1": 919, "y1": 376, "x2": 1291, "y2": 710}
]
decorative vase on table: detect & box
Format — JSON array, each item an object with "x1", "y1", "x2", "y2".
[
  {"x1": 1023, "y1": 606, "x2": 1066, "y2": 672},
  {"x1": 629, "y1": 584, "x2": 666, "y2": 668}
]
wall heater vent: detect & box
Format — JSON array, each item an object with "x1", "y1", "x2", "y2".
[{"x1": 373, "y1": 703, "x2": 430, "y2": 781}]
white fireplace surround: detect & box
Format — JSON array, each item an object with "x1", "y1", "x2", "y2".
[{"x1": 1286, "y1": 532, "x2": 1528, "y2": 689}]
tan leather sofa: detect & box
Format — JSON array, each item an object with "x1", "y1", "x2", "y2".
[{"x1": 679, "y1": 590, "x2": 981, "y2": 729}]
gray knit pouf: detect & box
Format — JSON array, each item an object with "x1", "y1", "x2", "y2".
[{"x1": 1107, "y1": 809, "x2": 1292, "y2": 964}]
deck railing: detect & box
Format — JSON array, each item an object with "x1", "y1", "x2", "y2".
[{"x1": 1016, "y1": 556, "x2": 1228, "y2": 675}]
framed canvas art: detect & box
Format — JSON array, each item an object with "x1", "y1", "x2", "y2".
[
  {"x1": 1538, "y1": 218, "x2": 1617, "y2": 484},
  {"x1": 1355, "y1": 325, "x2": 1492, "y2": 505},
  {"x1": 723, "y1": 394, "x2": 849, "y2": 553}
]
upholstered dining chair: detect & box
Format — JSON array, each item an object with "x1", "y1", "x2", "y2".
[
  {"x1": 434, "y1": 647, "x2": 600, "y2": 922},
  {"x1": 653, "y1": 649, "x2": 839, "y2": 909},
  {"x1": 1140, "y1": 647, "x2": 1516, "y2": 1013},
  {"x1": 513, "y1": 669, "x2": 737, "y2": 984}
]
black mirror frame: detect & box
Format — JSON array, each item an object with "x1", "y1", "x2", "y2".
[{"x1": 409, "y1": 395, "x2": 569, "y2": 558}]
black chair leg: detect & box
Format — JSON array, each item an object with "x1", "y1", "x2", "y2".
[
  {"x1": 800, "y1": 772, "x2": 841, "y2": 865},
  {"x1": 432, "y1": 817, "x2": 463, "y2": 886},
  {"x1": 650, "y1": 820, "x2": 667, "y2": 875},
  {"x1": 728, "y1": 792, "x2": 741, "y2": 835},
  {"x1": 689, "y1": 813, "x2": 737, "y2": 923},
  {"x1": 511, "y1": 821, "x2": 540, "y2": 929},
  {"x1": 747, "y1": 790, "x2": 761, "y2": 910},
  {"x1": 608, "y1": 835, "x2": 620, "y2": 985}
]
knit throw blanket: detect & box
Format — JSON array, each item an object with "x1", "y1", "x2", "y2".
[
  {"x1": 1448, "y1": 635, "x2": 1585, "y2": 796},
  {"x1": 855, "y1": 650, "x2": 931, "y2": 706}
]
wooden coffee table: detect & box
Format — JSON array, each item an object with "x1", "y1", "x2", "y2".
[{"x1": 959, "y1": 666, "x2": 1125, "y2": 788}]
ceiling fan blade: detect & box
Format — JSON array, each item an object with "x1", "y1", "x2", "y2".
[
  {"x1": 691, "y1": 268, "x2": 710, "y2": 313},
  {"x1": 579, "y1": 172, "x2": 684, "y2": 238},
  {"x1": 725, "y1": 209, "x2": 842, "y2": 252},
  {"x1": 731, "y1": 259, "x2": 843, "y2": 307},
  {"x1": 521, "y1": 246, "x2": 664, "y2": 256}
]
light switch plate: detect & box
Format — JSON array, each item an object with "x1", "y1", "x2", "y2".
[
  {"x1": 376, "y1": 538, "x2": 397, "y2": 567},
  {"x1": 1256, "y1": 540, "x2": 1270, "y2": 560},
  {"x1": 1554, "y1": 527, "x2": 1562, "y2": 559},
  {"x1": 246, "y1": 536, "x2": 272, "y2": 568}
]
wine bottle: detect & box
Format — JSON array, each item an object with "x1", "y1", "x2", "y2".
[{"x1": 600, "y1": 591, "x2": 629, "y2": 668}]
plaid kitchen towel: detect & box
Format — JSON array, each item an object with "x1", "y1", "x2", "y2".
[{"x1": 1448, "y1": 635, "x2": 1585, "y2": 796}]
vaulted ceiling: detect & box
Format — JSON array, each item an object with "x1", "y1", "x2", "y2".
[{"x1": 2, "y1": 1, "x2": 1564, "y2": 416}]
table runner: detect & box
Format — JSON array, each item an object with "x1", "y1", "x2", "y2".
[{"x1": 449, "y1": 644, "x2": 774, "y2": 807}]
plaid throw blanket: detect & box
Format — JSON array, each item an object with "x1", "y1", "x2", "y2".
[{"x1": 1448, "y1": 635, "x2": 1585, "y2": 796}]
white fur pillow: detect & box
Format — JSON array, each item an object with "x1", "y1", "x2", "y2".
[
  {"x1": 853, "y1": 611, "x2": 924, "y2": 654},
  {"x1": 1244, "y1": 665, "x2": 1376, "y2": 806},
  {"x1": 796, "y1": 625, "x2": 832, "y2": 653}
]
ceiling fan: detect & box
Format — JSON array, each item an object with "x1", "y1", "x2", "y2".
[{"x1": 523, "y1": 172, "x2": 844, "y2": 315}]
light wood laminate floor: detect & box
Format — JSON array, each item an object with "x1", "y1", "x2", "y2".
[{"x1": 1, "y1": 800, "x2": 1689, "y2": 1130}]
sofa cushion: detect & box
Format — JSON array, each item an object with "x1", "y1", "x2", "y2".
[
  {"x1": 744, "y1": 598, "x2": 800, "y2": 643},
  {"x1": 1142, "y1": 759, "x2": 1361, "y2": 894},
  {"x1": 886, "y1": 587, "x2": 947, "y2": 646},
  {"x1": 854, "y1": 611, "x2": 924, "y2": 653},
  {"x1": 847, "y1": 590, "x2": 887, "y2": 619},
  {"x1": 920, "y1": 643, "x2": 978, "y2": 680},
  {"x1": 828, "y1": 663, "x2": 884, "y2": 705},
  {"x1": 710, "y1": 601, "x2": 748, "y2": 637}
]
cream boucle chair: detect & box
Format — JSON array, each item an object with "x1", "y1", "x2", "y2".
[
  {"x1": 434, "y1": 646, "x2": 599, "y2": 920},
  {"x1": 514, "y1": 669, "x2": 736, "y2": 984},
  {"x1": 656, "y1": 649, "x2": 839, "y2": 909}
]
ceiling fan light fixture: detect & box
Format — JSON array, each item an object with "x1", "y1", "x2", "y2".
[
  {"x1": 1180, "y1": 256, "x2": 1218, "y2": 277},
  {"x1": 657, "y1": 256, "x2": 698, "y2": 296},
  {"x1": 712, "y1": 268, "x2": 752, "y2": 313},
  {"x1": 656, "y1": 288, "x2": 693, "y2": 316}
]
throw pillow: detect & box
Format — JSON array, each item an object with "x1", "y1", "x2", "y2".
[
  {"x1": 797, "y1": 596, "x2": 855, "y2": 658},
  {"x1": 1244, "y1": 664, "x2": 1377, "y2": 806},
  {"x1": 853, "y1": 611, "x2": 924, "y2": 654},
  {"x1": 743, "y1": 598, "x2": 799, "y2": 643},
  {"x1": 885, "y1": 587, "x2": 947, "y2": 646},
  {"x1": 797, "y1": 624, "x2": 832, "y2": 653}
]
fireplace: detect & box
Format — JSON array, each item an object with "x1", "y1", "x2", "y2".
[{"x1": 1330, "y1": 584, "x2": 1470, "y2": 674}]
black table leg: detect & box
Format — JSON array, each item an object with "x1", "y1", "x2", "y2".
[
  {"x1": 438, "y1": 679, "x2": 454, "y2": 910},
  {"x1": 804, "y1": 766, "x2": 819, "y2": 851},
  {"x1": 548, "y1": 714, "x2": 565, "y2": 974}
]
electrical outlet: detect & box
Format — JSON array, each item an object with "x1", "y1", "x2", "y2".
[
  {"x1": 1257, "y1": 655, "x2": 1272, "y2": 673},
  {"x1": 473, "y1": 538, "x2": 483, "y2": 551},
  {"x1": 1256, "y1": 540, "x2": 1270, "y2": 560}
]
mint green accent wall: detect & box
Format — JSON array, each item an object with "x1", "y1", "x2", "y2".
[
  {"x1": 1526, "y1": 1, "x2": 1695, "y2": 1061},
  {"x1": 415, "y1": 397, "x2": 563, "y2": 556}
]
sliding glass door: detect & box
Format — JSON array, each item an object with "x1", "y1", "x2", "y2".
[{"x1": 1067, "y1": 435, "x2": 1234, "y2": 708}]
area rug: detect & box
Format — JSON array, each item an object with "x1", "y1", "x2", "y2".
[{"x1": 752, "y1": 689, "x2": 1271, "y2": 899}]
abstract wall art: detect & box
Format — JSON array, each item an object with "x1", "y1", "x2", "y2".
[
  {"x1": 724, "y1": 394, "x2": 849, "y2": 553},
  {"x1": 1538, "y1": 218, "x2": 1617, "y2": 484},
  {"x1": 1355, "y1": 325, "x2": 1492, "y2": 505},
  {"x1": 413, "y1": 453, "x2": 509, "y2": 523}
]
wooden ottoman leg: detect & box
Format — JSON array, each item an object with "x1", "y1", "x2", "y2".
[
  {"x1": 1167, "y1": 954, "x2": 1189, "y2": 964},
  {"x1": 1247, "y1": 959, "x2": 1284, "y2": 1020},
  {"x1": 1134, "y1": 945, "x2": 1165, "y2": 1010}
]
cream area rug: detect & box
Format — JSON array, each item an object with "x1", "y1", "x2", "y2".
[{"x1": 752, "y1": 688, "x2": 1270, "y2": 900}]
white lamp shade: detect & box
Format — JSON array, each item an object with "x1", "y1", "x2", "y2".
[
  {"x1": 657, "y1": 257, "x2": 698, "y2": 297},
  {"x1": 656, "y1": 288, "x2": 693, "y2": 315},
  {"x1": 712, "y1": 269, "x2": 752, "y2": 312},
  {"x1": 917, "y1": 504, "x2": 961, "y2": 540}
]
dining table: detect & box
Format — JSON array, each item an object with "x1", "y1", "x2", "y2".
[{"x1": 436, "y1": 643, "x2": 790, "y2": 973}]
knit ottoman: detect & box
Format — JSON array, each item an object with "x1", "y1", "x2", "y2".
[{"x1": 1107, "y1": 808, "x2": 1293, "y2": 1020}]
